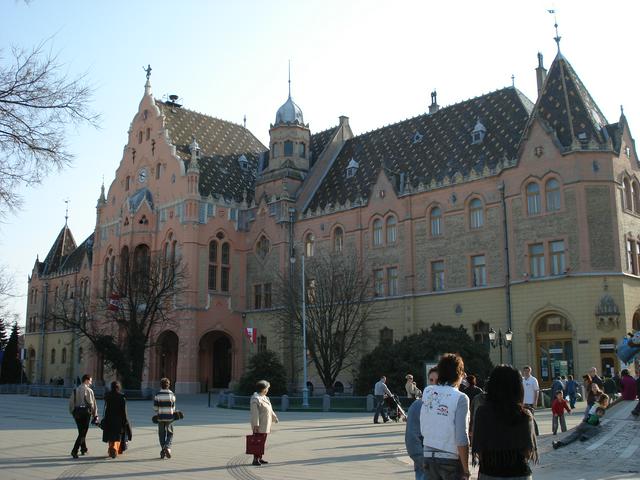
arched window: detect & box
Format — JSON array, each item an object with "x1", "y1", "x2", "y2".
[
  {"x1": 430, "y1": 206, "x2": 442, "y2": 237},
  {"x1": 50, "y1": 348, "x2": 56, "y2": 364},
  {"x1": 208, "y1": 240, "x2": 218, "y2": 290},
  {"x1": 333, "y1": 227, "x2": 344, "y2": 253},
  {"x1": 109, "y1": 257, "x2": 115, "y2": 293},
  {"x1": 469, "y1": 199, "x2": 484, "y2": 229},
  {"x1": 120, "y1": 246, "x2": 129, "y2": 293},
  {"x1": 64, "y1": 283, "x2": 69, "y2": 300},
  {"x1": 633, "y1": 181, "x2": 640, "y2": 214},
  {"x1": 256, "y1": 236, "x2": 270, "y2": 259},
  {"x1": 386, "y1": 216, "x2": 397, "y2": 244},
  {"x1": 526, "y1": 182, "x2": 541, "y2": 215},
  {"x1": 379, "y1": 327, "x2": 394, "y2": 345},
  {"x1": 305, "y1": 233, "x2": 315, "y2": 257},
  {"x1": 61, "y1": 348, "x2": 67, "y2": 364},
  {"x1": 221, "y1": 243, "x2": 230, "y2": 292},
  {"x1": 624, "y1": 178, "x2": 632, "y2": 210},
  {"x1": 132, "y1": 244, "x2": 150, "y2": 291},
  {"x1": 545, "y1": 178, "x2": 561, "y2": 212},
  {"x1": 372, "y1": 219, "x2": 383, "y2": 246}
]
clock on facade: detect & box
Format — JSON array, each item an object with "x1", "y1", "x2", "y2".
[{"x1": 138, "y1": 168, "x2": 148, "y2": 183}]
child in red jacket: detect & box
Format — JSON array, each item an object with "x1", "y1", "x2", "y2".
[{"x1": 552, "y1": 390, "x2": 572, "y2": 435}]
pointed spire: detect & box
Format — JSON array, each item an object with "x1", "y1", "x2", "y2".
[
  {"x1": 143, "y1": 64, "x2": 152, "y2": 95},
  {"x1": 511, "y1": 74, "x2": 515, "y2": 88},
  {"x1": 288, "y1": 60, "x2": 291, "y2": 98},
  {"x1": 64, "y1": 199, "x2": 69, "y2": 227},
  {"x1": 548, "y1": 10, "x2": 561, "y2": 53}
]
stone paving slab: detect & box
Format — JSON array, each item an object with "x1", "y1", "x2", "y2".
[{"x1": 0, "y1": 394, "x2": 636, "y2": 480}]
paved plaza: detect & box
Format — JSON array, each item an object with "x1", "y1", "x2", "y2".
[{"x1": 0, "y1": 394, "x2": 637, "y2": 480}]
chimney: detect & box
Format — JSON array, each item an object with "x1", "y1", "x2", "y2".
[
  {"x1": 535, "y1": 52, "x2": 547, "y2": 97},
  {"x1": 429, "y1": 90, "x2": 440, "y2": 114}
]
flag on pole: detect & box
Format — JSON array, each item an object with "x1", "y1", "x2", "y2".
[
  {"x1": 245, "y1": 327, "x2": 257, "y2": 344},
  {"x1": 108, "y1": 293, "x2": 122, "y2": 311}
]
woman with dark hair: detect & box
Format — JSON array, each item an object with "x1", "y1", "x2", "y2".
[
  {"x1": 101, "y1": 381, "x2": 131, "y2": 458},
  {"x1": 472, "y1": 365, "x2": 537, "y2": 480}
]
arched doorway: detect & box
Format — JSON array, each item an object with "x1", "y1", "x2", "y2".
[
  {"x1": 199, "y1": 331, "x2": 233, "y2": 392},
  {"x1": 156, "y1": 331, "x2": 179, "y2": 387},
  {"x1": 535, "y1": 313, "x2": 574, "y2": 387}
]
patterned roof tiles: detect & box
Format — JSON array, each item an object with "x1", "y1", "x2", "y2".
[
  {"x1": 306, "y1": 87, "x2": 533, "y2": 212},
  {"x1": 535, "y1": 54, "x2": 609, "y2": 150},
  {"x1": 156, "y1": 101, "x2": 267, "y2": 202}
]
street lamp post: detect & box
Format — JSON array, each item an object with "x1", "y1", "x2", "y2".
[
  {"x1": 488, "y1": 328, "x2": 513, "y2": 364},
  {"x1": 291, "y1": 253, "x2": 310, "y2": 408},
  {"x1": 300, "y1": 255, "x2": 309, "y2": 408}
]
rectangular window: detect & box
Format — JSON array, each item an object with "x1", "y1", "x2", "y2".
[
  {"x1": 208, "y1": 265, "x2": 217, "y2": 290},
  {"x1": 264, "y1": 283, "x2": 272, "y2": 308},
  {"x1": 254, "y1": 284, "x2": 262, "y2": 309},
  {"x1": 529, "y1": 243, "x2": 545, "y2": 278},
  {"x1": 221, "y1": 267, "x2": 230, "y2": 292},
  {"x1": 373, "y1": 269, "x2": 384, "y2": 297},
  {"x1": 550, "y1": 240, "x2": 566, "y2": 276},
  {"x1": 472, "y1": 255, "x2": 487, "y2": 287},
  {"x1": 431, "y1": 261, "x2": 445, "y2": 291},
  {"x1": 387, "y1": 267, "x2": 398, "y2": 296},
  {"x1": 284, "y1": 141, "x2": 293, "y2": 156},
  {"x1": 257, "y1": 335, "x2": 267, "y2": 353}
]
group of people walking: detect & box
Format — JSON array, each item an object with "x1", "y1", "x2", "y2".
[
  {"x1": 403, "y1": 355, "x2": 538, "y2": 480},
  {"x1": 68, "y1": 374, "x2": 177, "y2": 460}
]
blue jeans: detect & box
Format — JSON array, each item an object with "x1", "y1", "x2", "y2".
[
  {"x1": 424, "y1": 457, "x2": 462, "y2": 480},
  {"x1": 373, "y1": 395, "x2": 388, "y2": 423},
  {"x1": 158, "y1": 421, "x2": 174, "y2": 449},
  {"x1": 412, "y1": 457, "x2": 426, "y2": 480}
]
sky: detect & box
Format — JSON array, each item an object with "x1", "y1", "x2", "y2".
[{"x1": 2, "y1": 0, "x2": 639, "y2": 325}]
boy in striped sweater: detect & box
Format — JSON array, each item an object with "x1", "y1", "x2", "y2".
[{"x1": 154, "y1": 377, "x2": 176, "y2": 459}]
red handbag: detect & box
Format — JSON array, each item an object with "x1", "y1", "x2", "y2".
[{"x1": 245, "y1": 433, "x2": 267, "y2": 456}]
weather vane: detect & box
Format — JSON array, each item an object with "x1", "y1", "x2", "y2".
[
  {"x1": 548, "y1": 9, "x2": 561, "y2": 52},
  {"x1": 64, "y1": 198, "x2": 70, "y2": 226},
  {"x1": 143, "y1": 64, "x2": 152, "y2": 80}
]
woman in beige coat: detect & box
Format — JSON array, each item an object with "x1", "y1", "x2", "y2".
[{"x1": 250, "y1": 380, "x2": 279, "y2": 466}]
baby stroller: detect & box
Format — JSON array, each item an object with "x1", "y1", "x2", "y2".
[{"x1": 385, "y1": 393, "x2": 407, "y2": 422}]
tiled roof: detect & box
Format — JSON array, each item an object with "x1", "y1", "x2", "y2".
[
  {"x1": 310, "y1": 126, "x2": 339, "y2": 167},
  {"x1": 61, "y1": 233, "x2": 94, "y2": 272},
  {"x1": 535, "y1": 54, "x2": 609, "y2": 150},
  {"x1": 156, "y1": 101, "x2": 267, "y2": 202},
  {"x1": 41, "y1": 226, "x2": 77, "y2": 275},
  {"x1": 306, "y1": 87, "x2": 533, "y2": 212}
]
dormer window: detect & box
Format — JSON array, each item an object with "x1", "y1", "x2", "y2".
[
  {"x1": 471, "y1": 119, "x2": 487, "y2": 145},
  {"x1": 346, "y1": 158, "x2": 359, "y2": 179},
  {"x1": 238, "y1": 154, "x2": 249, "y2": 171},
  {"x1": 412, "y1": 131, "x2": 423, "y2": 144}
]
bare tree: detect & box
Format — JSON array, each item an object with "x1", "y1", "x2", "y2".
[
  {"x1": 0, "y1": 40, "x2": 98, "y2": 212},
  {"x1": 275, "y1": 253, "x2": 377, "y2": 394},
  {"x1": 52, "y1": 251, "x2": 188, "y2": 389},
  {"x1": 0, "y1": 263, "x2": 17, "y2": 322}
]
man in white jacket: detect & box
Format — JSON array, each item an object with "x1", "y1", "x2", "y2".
[{"x1": 420, "y1": 354, "x2": 470, "y2": 480}]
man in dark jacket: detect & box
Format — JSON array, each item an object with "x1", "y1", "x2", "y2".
[{"x1": 405, "y1": 399, "x2": 425, "y2": 480}]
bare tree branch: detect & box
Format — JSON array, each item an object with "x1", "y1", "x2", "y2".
[
  {"x1": 50, "y1": 252, "x2": 188, "y2": 389},
  {"x1": 0, "y1": 39, "x2": 99, "y2": 214},
  {"x1": 274, "y1": 253, "x2": 380, "y2": 393}
]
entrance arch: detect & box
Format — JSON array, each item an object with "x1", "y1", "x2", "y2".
[
  {"x1": 534, "y1": 313, "x2": 574, "y2": 387},
  {"x1": 155, "y1": 331, "x2": 179, "y2": 387},
  {"x1": 199, "y1": 331, "x2": 233, "y2": 392}
]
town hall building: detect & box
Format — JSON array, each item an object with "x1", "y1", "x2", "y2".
[{"x1": 24, "y1": 46, "x2": 640, "y2": 393}]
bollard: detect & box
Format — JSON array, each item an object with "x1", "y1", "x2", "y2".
[
  {"x1": 281, "y1": 394, "x2": 289, "y2": 412},
  {"x1": 323, "y1": 394, "x2": 330, "y2": 412},
  {"x1": 228, "y1": 393, "x2": 235, "y2": 409},
  {"x1": 366, "y1": 394, "x2": 374, "y2": 412}
]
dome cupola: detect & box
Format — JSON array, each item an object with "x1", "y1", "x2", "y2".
[{"x1": 275, "y1": 94, "x2": 304, "y2": 126}]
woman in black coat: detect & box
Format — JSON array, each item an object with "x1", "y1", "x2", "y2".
[{"x1": 102, "y1": 381, "x2": 132, "y2": 458}]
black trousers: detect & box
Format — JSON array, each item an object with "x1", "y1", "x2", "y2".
[{"x1": 72, "y1": 413, "x2": 91, "y2": 454}]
